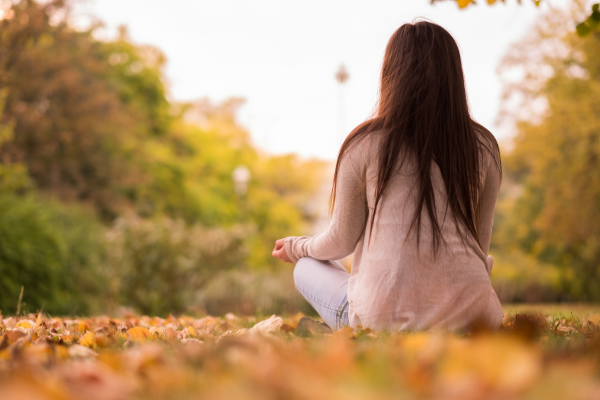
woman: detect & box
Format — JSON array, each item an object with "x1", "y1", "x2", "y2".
[{"x1": 272, "y1": 21, "x2": 503, "y2": 332}]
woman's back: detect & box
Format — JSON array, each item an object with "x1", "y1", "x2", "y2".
[{"x1": 345, "y1": 129, "x2": 502, "y2": 330}]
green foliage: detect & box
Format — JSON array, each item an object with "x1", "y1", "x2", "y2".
[
  {"x1": 576, "y1": 3, "x2": 600, "y2": 37},
  {"x1": 0, "y1": 194, "x2": 106, "y2": 315},
  {"x1": 197, "y1": 270, "x2": 314, "y2": 317},
  {"x1": 0, "y1": 0, "x2": 326, "y2": 314},
  {"x1": 0, "y1": 0, "x2": 170, "y2": 219},
  {"x1": 104, "y1": 214, "x2": 248, "y2": 316},
  {"x1": 495, "y1": 1, "x2": 600, "y2": 301}
]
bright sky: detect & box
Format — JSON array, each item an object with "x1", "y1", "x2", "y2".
[{"x1": 85, "y1": 0, "x2": 556, "y2": 160}]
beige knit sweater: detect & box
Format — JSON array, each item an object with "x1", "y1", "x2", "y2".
[{"x1": 285, "y1": 130, "x2": 503, "y2": 331}]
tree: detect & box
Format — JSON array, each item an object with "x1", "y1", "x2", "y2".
[
  {"x1": 0, "y1": 0, "x2": 328, "y2": 314},
  {"x1": 431, "y1": 0, "x2": 600, "y2": 37},
  {"x1": 0, "y1": 0, "x2": 170, "y2": 219},
  {"x1": 494, "y1": 0, "x2": 600, "y2": 300}
]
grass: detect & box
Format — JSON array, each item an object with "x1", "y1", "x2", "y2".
[
  {"x1": 503, "y1": 302, "x2": 600, "y2": 317},
  {"x1": 0, "y1": 307, "x2": 599, "y2": 400}
]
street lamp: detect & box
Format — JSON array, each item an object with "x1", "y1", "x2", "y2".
[{"x1": 232, "y1": 165, "x2": 251, "y2": 196}]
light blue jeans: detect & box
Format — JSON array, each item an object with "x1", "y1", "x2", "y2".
[{"x1": 293, "y1": 257, "x2": 350, "y2": 331}]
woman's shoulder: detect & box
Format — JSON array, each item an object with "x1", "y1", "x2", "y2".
[
  {"x1": 342, "y1": 126, "x2": 385, "y2": 170},
  {"x1": 472, "y1": 122, "x2": 501, "y2": 167}
]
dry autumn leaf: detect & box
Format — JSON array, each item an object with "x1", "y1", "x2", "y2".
[
  {"x1": 187, "y1": 326, "x2": 197, "y2": 337},
  {"x1": 15, "y1": 320, "x2": 35, "y2": 330},
  {"x1": 586, "y1": 314, "x2": 600, "y2": 328},
  {"x1": 79, "y1": 331, "x2": 96, "y2": 349},
  {"x1": 251, "y1": 315, "x2": 282, "y2": 334},
  {"x1": 68, "y1": 344, "x2": 97, "y2": 358},
  {"x1": 0, "y1": 310, "x2": 598, "y2": 400},
  {"x1": 126, "y1": 327, "x2": 153, "y2": 342}
]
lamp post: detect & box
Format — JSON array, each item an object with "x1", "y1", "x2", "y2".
[
  {"x1": 232, "y1": 165, "x2": 251, "y2": 196},
  {"x1": 335, "y1": 65, "x2": 349, "y2": 147}
]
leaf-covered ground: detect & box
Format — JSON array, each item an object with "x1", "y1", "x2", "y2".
[{"x1": 1, "y1": 307, "x2": 599, "y2": 400}]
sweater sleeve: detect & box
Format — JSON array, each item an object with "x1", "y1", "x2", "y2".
[
  {"x1": 477, "y1": 149, "x2": 501, "y2": 256},
  {"x1": 284, "y1": 148, "x2": 368, "y2": 263}
]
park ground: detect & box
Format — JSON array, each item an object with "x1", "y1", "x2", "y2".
[{"x1": 1, "y1": 304, "x2": 599, "y2": 400}]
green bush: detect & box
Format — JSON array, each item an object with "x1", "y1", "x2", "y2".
[
  {"x1": 0, "y1": 195, "x2": 106, "y2": 316},
  {"x1": 490, "y1": 250, "x2": 563, "y2": 303},
  {"x1": 105, "y1": 214, "x2": 248, "y2": 316},
  {"x1": 197, "y1": 269, "x2": 314, "y2": 317}
]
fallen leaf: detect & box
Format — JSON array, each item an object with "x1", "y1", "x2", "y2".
[
  {"x1": 79, "y1": 331, "x2": 96, "y2": 349},
  {"x1": 69, "y1": 344, "x2": 97, "y2": 359},
  {"x1": 61, "y1": 332, "x2": 74, "y2": 345},
  {"x1": 3, "y1": 329, "x2": 27, "y2": 344},
  {"x1": 225, "y1": 313, "x2": 237, "y2": 321},
  {"x1": 166, "y1": 328, "x2": 178, "y2": 340},
  {"x1": 126, "y1": 327, "x2": 153, "y2": 342},
  {"x1": 181, "y1": 338, "x2": 203, "y2": 346},
  {"x1": 16, "y1": 320, "x2": 35, "y2": 330},
  {"x1": 251, "y1": 315, "x2": 282, "y2": 334},
  {"x1": 439, "y1": 336, "x2": 542, "y2": 395},
  {"x1": 3, "y1": 317, "x2": 15, "y2": 328},
  {"x1": 280, "y1": 323, "x2": 295, "y2": 333},
  {"x1": 295, "y1": 317, "x2": 333, "y2": 338},
  {"x1": 22, "y1": 343, "x2": 53, "y2": 365},
  {"x1": 586, "y1": 314, "x2": 600, "y2": 328},
  {"x1": 556, "y1": 326, "x2": 576, "y2": 335},
  {"x1": 333, "y1": 327, "x2": 356, "y2": 339}
]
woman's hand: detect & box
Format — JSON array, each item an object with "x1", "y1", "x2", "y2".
[{"x1": 272, "y1": 238, "x2": 293, "y2": 263}]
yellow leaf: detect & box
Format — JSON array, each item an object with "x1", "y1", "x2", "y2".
[
  {"x1": 0, "y1": 348, "x2": 11, "y2": 361},
  {"x1": 127, "y1": 326, "x2": 153, "y2": 342},
  {"x1": 187, "y1": 326, "x2": 197, "y2": 337},
  {"x1": 457, "y1": 0, "x2": 472, "y2": 9},
  {"x1": 586, "y1": 314, "x2": 600, "y2": 328},
  {"x1": 35, "y1": 312, "x2": 42, "y2": 329},
  {"x1": 22, "y1": 343, "x2": 53, "y2": 365},
  {"x1": 54, "y1": 345, "x2": 70, "y2": 360},
  {"x1": 78, "y1": 331, "x2": 96, "y2": 349},
  {"x1": 15, "y1": 320, "x2": 35, "y2": 330}
]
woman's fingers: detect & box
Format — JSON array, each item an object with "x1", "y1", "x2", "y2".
[
  {"x1": 272, "y1": 247, "x2": 282, "y2": 259},
  {"x1": 271, "y1": 243, "x2": 292, "y2": 263}
]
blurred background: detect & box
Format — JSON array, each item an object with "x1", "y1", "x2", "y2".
[{"x1": 0, "y1": 0, "x2": 598, "y2": 317}]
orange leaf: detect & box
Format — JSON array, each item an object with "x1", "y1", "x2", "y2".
[
  {"x1": 78, "y1": 331, "x2": 96, "y2": 349},
  {"x1": 187, "y1": 326, "x2": 197, "y2": 336},
  {"x1": 127, "y1": 327, "x2": 153, "y2": 342}
]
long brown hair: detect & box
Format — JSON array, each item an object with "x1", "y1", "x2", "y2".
[{"x1": 331, "y1": 21, "x2": 501, "y2": 253}]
